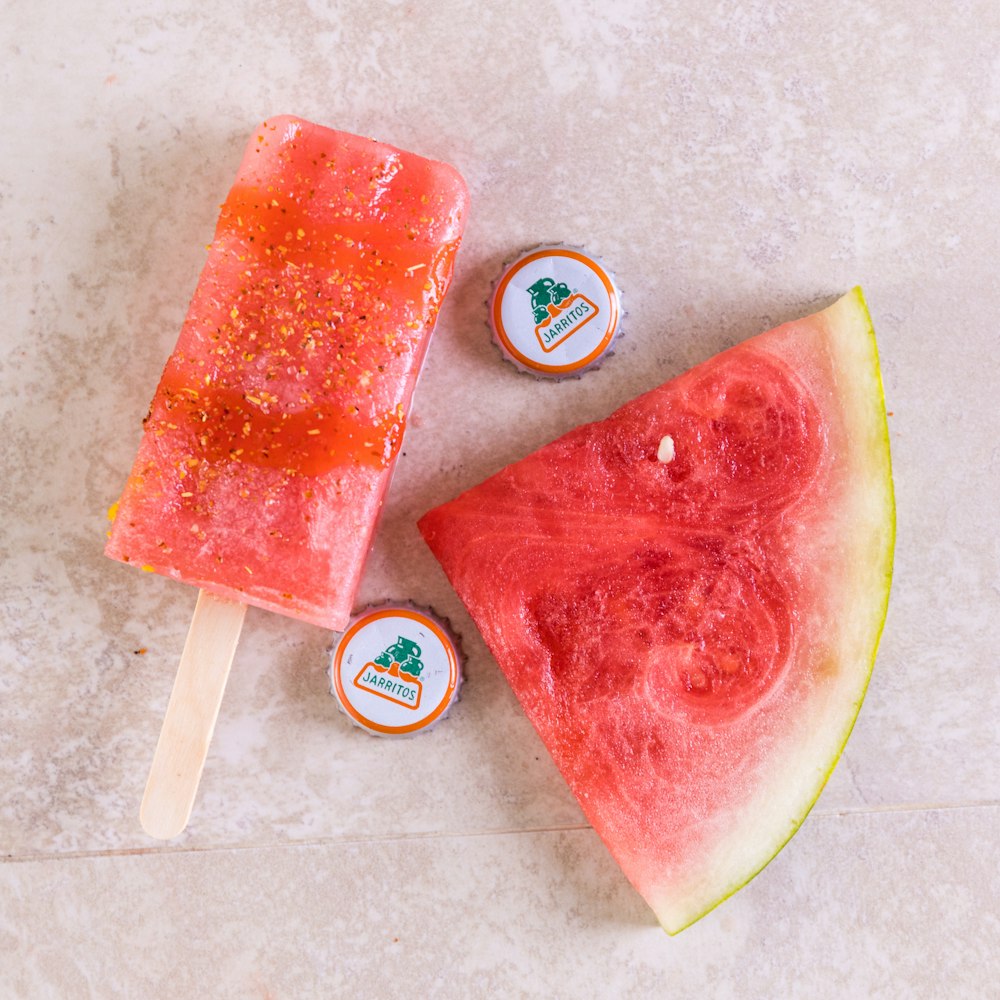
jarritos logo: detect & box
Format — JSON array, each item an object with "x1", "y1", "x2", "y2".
[
  {"x1": 334, "y1": 607, "x2": 460, "y2": 736},
  {"x1": 527, "y1": 277, "x2": 600, "y2": 353},
  {"x1": 353, "y1": 635, "x2": 424, "y2": 710},
  {"x1": 491, "y1": 247, "x2": 620, "y2": 376}
]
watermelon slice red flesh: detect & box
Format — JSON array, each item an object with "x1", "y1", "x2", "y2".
[
  {"x1": 418, "y1": 289, "x2": 894, "y2": 933},
  {"x1": 106, "y1": 116, "x2": 468, "y2": 630}
]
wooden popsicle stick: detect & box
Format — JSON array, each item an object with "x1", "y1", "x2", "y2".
[{"x1": 140, "y1": 590, "x2": 247, "y2": 839}]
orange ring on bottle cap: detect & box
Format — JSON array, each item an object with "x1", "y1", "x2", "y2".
[
  {"x1": 490, "y1": 245, "x2": 622, "y2": 377},
  {"x1": 330, "y1": 605, "x2": 462, "y2": 737}
]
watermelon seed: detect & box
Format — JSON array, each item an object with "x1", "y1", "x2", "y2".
[{"x1": 657, "y1": 435, "x2": 675, "y2": 463}]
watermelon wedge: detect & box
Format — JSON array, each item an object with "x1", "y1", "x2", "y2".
[{"x1": 418, "y1": 289, "x2": 894, "y2": 934}]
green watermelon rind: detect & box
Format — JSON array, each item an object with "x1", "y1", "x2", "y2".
[
  {"x1": 419, "y1": 287, "x2": 895, "y2": 934},
  {"x1": 660, "y1": 286, "x2": 896, "y2": 934}
]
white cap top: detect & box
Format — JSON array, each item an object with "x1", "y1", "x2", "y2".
[
  {"x1": 489, "y1": 245, "x2": 622, "y2": 377},
  {"x1": 329, "y1": 605, "x2": 462, "y2": 737}
]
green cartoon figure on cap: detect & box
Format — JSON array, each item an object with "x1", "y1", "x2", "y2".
[
  {"x1": 373, "y1": 636, "x2": 424, "y2": 678},
  {"x1": 527, "y1": 277, "x2": 572, "y2": 325}
]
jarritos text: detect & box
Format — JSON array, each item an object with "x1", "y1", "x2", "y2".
[
  {"x1": 526, "y1": 277, "x2": 600, "y2": 353},
  {"x1": 353, "y1": 635, "x2": 424, "y2": 710}
]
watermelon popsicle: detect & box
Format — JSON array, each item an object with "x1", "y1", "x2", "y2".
[{"x1": 107, "y1": 116, "x2": 469, "y2": 837}]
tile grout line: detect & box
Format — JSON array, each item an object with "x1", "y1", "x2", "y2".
[
  {"x1": 812, "y1": 799, "x2": 1000, "y2": 817},
  {"x1": 1, "y1": 822, "x2": 595, "y2": 865},
  {"x1": 3, "y1": 799, "x2": 997, "y2": 866}
]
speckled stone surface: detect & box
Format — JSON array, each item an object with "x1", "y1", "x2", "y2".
[
  {"x1": 2, "y1": 807, "x2": 997, "y2": 998},
  {"x1": 2, "y1": 0, "x2": 998, "y2": 995}
]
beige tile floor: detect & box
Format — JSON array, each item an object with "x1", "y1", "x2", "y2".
[
  {"x1": 2, "y1": 1, "x2": 998, "y2": 996},
  {"x1": 3, "y1": 806, "x2": 997, "y2": 998}
]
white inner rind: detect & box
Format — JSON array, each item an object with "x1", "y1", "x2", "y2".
[{"x1": 648, "y1": 288, "x2": 895, "y2": 934}]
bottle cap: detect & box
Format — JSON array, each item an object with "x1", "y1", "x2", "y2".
[
  {"x1": 489, "y1": 244, "x2": 622, "y2": 377},
  {"x1": 329, "y1": 605, "x2": 462, "y2": 737}
]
